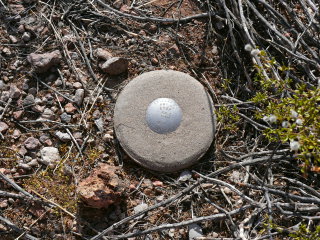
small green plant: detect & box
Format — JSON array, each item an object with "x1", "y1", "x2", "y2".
[
  {"x1": 260, "y1": 216, "x2": 320, "y2": 239},
  {"x1": 216, "y1": 105, "x2": 240, "y2": 131},
  {"x1": 259, "y1": 86, "x2": 320, "y2": 173},
  {"x1": 250, "y1": 50, "x2": 320, "y2": 174},
  {"x1": 289, "y1": 224, "x2": 320, "y2": 240}
]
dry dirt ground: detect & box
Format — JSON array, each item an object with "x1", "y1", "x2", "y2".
[{"x1": 0, "y1": 0, "x2": 320, "y2": 240}]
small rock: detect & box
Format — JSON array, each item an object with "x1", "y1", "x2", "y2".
[
  {"x1": 144, "y1": 23, "x2": 157, "y2": 33},
  {"x1": 44, "y1": 139, "x2": 52, "y2": 146},
  {"x1": 103, "y1": 133, "x2": 113, "y2": 141},
  {"x1": 152, "y1": 180, "x2": 163, "y2": 187},
  {"x1": 2, "y1": 47, "x2": 12, "y2": 56},
  {"x1": 178, "y1": 170, "x2": 192, "y2": 182},
  {"x1": 41, "y1": 108, "x2": 55, "y2": 120},
  {"x1": 2, "y1": 76, "x2": 8, "y2": 83},
  {"x1": 9, "y1": 85, "x2": 21, "y2": 99},
  {"x1": 28, "y1": 159, "x2": 38, "y2": 167},
  {"x1": 120, "y1": 4, "x2": 130, "y2": 13},
  {"x1": 17, "y1": 163, "x2": 31, "y2": 171},
  {"x1": 55, "y1": 131, "x2": 71, "y2": 142},
  {"x1": 19, "y1": 146, "x2": 28, "y2": 156},
  {"x1": 151, "y1": 58, "x2": 159, "y2": 65},
  {"x1": 24, "y1": 137, "x2": 41, "y2": 150},
  {"x1": 21, "y1": 32, "x2": 31, "y2": 42},
  {"x1": 189, "y1": 223, "x2": 203, "y2": 240},
  {"x1": 94, "y1": 118, "x2": 104, "y2": 132},
  {"x1": 12, "y1": 129, "x2": 21, "y2": 139},
  {"x1": 27, "y1": 50, "x2": 61, "y2": 73},
  {"x1": 72, "y1": 82, "x2": 82, "y2": 89},
  {"x1": 0, "y1": 223, "x2": 7, "y2": 231},
  {"x1": 0, "y1": 80, "x2": 5, "y2": 90},
  {"x1": 156, "y1": 195, "x2": 164, "y2": 201},
  {"x1": 0, "y1": 122, "x2": 9, "y2": 133},
  {"x1": 0, "y1": 91, "x2": 10, "y2": 102},
  {"x1": 40, "y1": 147, "x2": 61, "y2": 166},
  {"x1": 211, "y1": 232, "x2": 219, "y2": 238},
  {"x1": 169, "y1": 229, "x2": 175, "y2": 237},
  {"x1": 212, "y1": 46, "x2": 218, "y2": 55},
  {"x1": 65, "y1": 82, "x2": 73, "y2": 89},
  {"x1": 74, "y1": 89, "x2": 84, "y2": 106},
  {"x1": 60, "y1": 112, "x2": 71, "y2": 123},
  {"x1": 32, "y1": 105, "x2": 45, "y2": 113},
  {"x1": 9, "y1": 35, "x2": 18, "y2": 43},
  {"x1": 54, "y1": 79, "x2": 63, "y2": 87},
  {"x1": 39, "y1": 135, "x2": 50, "y2": 144},
  {"x1": 28, "y1": 88, "x2": 37, "y2": 96},
  {"x1": 223, "y1": 187, "x2": 232, "y2": 195},
  {"x1": 13, "y1": 110, "x2": 23, "y2": 120},
  {"x1": 95, "y1": 48, "x2": 113, "y2": 60},
  {"x1": 100, "y1": 57, "x2": 129, "y2": 75},
  {"x1": 73, "y1": 132, "x2": 82, "y2": 139},
  {"x1": 133, "y1": 203, "x2": 148, "y2": 219},
  {"x1": 0, "y1": 200, "x2": 8, "y2": 208},
  {"x1": 18, "y1": 24, "x2": 25, "y2": 33},
  {"x1": 64, "y1": 103, "x2": 77, "y2": 113},
  {"x1": 77, "y1": 163, "x2": 128, "y2": 208},
  {"x1": 168, "y1": 44, "x2": 180, "y2": 57},
  {"x1": 23, "y1": 94, "x2": 35, "y2": 107}
]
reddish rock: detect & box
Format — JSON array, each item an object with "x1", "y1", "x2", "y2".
[
  {"x1": 0, "y1": 168, "x2": 11, "y2": 174},
  {"x1": 152, "y1": 180, "x2": 163, "y2": 187},
  {"x1": 13, "y1": 110, "x2": 23, "y2": 120},
  {"x1": 0, "y1": 200, "x2": 8, "y2": 208},
  {"x1": 77, "y1": 164, "x2": 128, "y2": 208},
  {"x1": 24, "y1": 137, "x2": 41, "y2": 150},
  {"x1": 167, "y1": 44, "x2": 180, "y2": 57},
  {"x1": 27, "y1": 50, "x2": 61, "y2": 73},
  {"x1": 120, "y1": 4, "x2": 130, "y2": 13},
  {"x1": 9, "y1": 35, "x2": 18, "y2": 44},
  {"x1": 151, "y1": 58, "x2": 159, "y2": 65},
  {"x1": 64, "y1": 103, "x2": 76, "y2": 113},
  {"x1": 100, "y1": 57, "x2": 129, "y2": 75}
]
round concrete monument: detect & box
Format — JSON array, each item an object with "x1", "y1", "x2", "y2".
[{"x1": 114, "y1": 70, "x2": 215, "y2": 172}]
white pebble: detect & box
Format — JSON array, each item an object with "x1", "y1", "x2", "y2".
[
  {"x1": 244, "y1": 44, "x2": 253, "y2": 52},
  {"x1": 290, "y1": 109, "x2": 298, "y2": 118},
  {"x1": 250, "y1": 49, "x2": 260, "y2": 56},
  {"x1": 282, "y1": 121, "x2": 289, "y2": 128},
  {"x1": 269, "y1": 114, "x2": 277, "y2": 123},
  {"x1": 296, "y1": 119, "x2": 303, "y2": 125},
  {"x1": 290, "y1": 141, "x2": 300, "y2": 151}
]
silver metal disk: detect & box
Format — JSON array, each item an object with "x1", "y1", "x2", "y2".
[{"x1": 146, "y1": 98, "x2": 182, "y2": 134}]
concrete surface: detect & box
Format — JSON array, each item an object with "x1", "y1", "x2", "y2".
[{"x1": 113, "y1": 70, "x2": 215, "y2": 172}]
